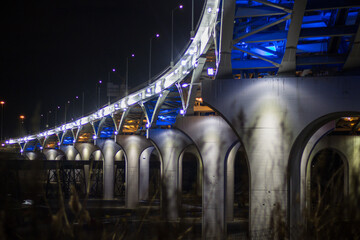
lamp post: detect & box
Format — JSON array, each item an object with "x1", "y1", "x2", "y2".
[
  {"x1": 74, "y1": 95, "x2": 79, "y2": 120},
  {"x1": 55, "y1": 106, "x2": 60, "y2": 127},
  {"x1": 171, "y1": 4, "x2": 184, "y2": 66},
  {"x1": 19, "y1": 115, "x2": 25, "y2": 136},
  {"x1": 0, "y1": 101, "x2": 5, "y2": 140},
  {"x1": 149, "y1": 33, "x2": 160, "y2": 84},
  {"x1": 64, "y1": 100, "x2": 70, "y2": 123},
  {"x1": 126, "y1": 53, "x2": 135, "y2": 96},
  {"x1": 46, "y1": 110, "x2": 51, "y2": 128},
  {"x1": 97, "y1": 80, "x2": 102, "y2": 109},
  {"x1": 82, "y1": 92, "x2": 85, "y2": 117},
  {"x1": 191, "y1": 0, "x2": 195, "y2": 38},
  {"x1": 107, "y1": 69, "x2": 115, "y2": 104}
]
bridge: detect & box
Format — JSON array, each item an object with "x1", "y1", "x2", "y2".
[{"x1": 1, "y1": 0, "x2": 360, "y2": 239}]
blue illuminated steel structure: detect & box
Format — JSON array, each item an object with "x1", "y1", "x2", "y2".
[{"x1": 229, "y1": 0, "x2": 360, "y2": 77}]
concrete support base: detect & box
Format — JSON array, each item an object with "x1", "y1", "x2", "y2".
[
  {"x1": 176, "y1": 116, "x2": 238, "y2": 239},
  {"x1": 117, "y1": 135, "x2": 152, "y2": 209},
  {"x1": 149, "y1": 129, "x2": 193, "y2": 220}
]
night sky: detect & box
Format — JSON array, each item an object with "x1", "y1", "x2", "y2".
[{"x1": 0, "y1": 0, "x2": 205, "y2": 139}]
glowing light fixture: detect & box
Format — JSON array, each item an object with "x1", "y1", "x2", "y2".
[
  {"x1": 182, "y1": 83, "x2": 189, "y2": 88},
  {"x1": 207, "y1": 68, "x2": 214, "y2": 76}
]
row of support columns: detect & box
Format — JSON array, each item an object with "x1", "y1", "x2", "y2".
[{"x1": 32, "y1": 115, "x2": 243, "y2": 239}]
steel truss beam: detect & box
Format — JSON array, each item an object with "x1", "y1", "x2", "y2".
[
  {"x1": 278, "y1": 0, "x2": 308, "y2": 74},
  {"x1": 217, "y1": 0, "x2": 236, "y2": 78},
  {"x1": 233, "y1": 14, "x2": 291, "y2": 44},
  {"x1": 343, "y1": 24, "x2": 360, "y2": 70},
  {"x1": 235, "y1": 6, "x2": 287, "y2": 18},
  {"x1": 252, "y1": 0, "x2": 292, "y2": 13},
  {"x1": 233, "y1": 45, "x2": 281, "y2": 67},
  {"x1": 186, "y1": 57, "x2": 207, "y2": 115}
]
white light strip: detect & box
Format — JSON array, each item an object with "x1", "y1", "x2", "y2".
[{"x1": 9, "y1": 0, "x2": 220, "y2": 144}]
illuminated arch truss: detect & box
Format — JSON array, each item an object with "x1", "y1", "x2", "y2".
[
  {"x1": 8, "y1": 0, "x2": 220, "y2": 147},
  {"x1": 6, "y1": 0, "x2": 360, "y2": 147}
]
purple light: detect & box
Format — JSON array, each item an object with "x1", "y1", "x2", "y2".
[
  {"x1": 99, "y1": 80, "x2": 102, "y2": 84},
  {"x1": 76, "y1": 96, "x2": 79, "y2": 99},
  {"x1": 179, "y1": 5, "x2": 183, "y2": 9},
  {"x1": 180, "y1": 109, "x2": 185, "y2": 115},
  {"x1": 131, "y1": 53, "x2": 135, "y2": 57},
  {"x1": 156, "y1": 33, "x2": 160, "y2": 38},
  {"x1": 57, "y1": 106, "x2": 60, "y2": 109},
  {"x1": 112, "y1": 68, "x2": 116, "y2": 72},
  {"x1": 181, "y1": 83, "x2": 188, "y2": 88}
]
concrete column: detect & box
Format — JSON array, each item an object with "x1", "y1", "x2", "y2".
[
  {"x1": 176, "y1": 116, "x2": 238, "y2": 239},
  {"x1": 149, "y1": 129, "x2": 192, "y2": 220},
  {"x1": 75, "y1": 143, "x2": 98, "y2": 193},
  {"x1": 116, "y1": 135, "x2": 152, "y2": 209},
  {"x1": 226, "y1": 142, "x2": 241, "y2": 222},
  {"x1": 61, "y1": 145, "x2": 79, "y2": 160},
  {"x1": 43, "y1": 149, "x2": 65, "y2": 160},
  {"x1": 139, "y1": 147, "x2": 154, "y2": 201},
  {"x1": 97, "y1": 139, "x2": 122, "y2": 200}
]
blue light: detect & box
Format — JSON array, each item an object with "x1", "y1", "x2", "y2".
[{"x1": 207, "y1": 68, "x2": 214, "y2": 76}]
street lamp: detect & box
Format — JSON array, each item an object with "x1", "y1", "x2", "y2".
[
  {"x1": 64, "y1": 100, "x2": 70, "y2": 123},
  {"x1": 191, "y1": 0, "x2": 195, "y2": 39},
  {"x1": 19, "y1": 115, "x2": 25, "y2": 136},
  {"x1": 126, "y1": 53, "x2": 135, "y2": 96},
  {"x1": 0, "y1": 101, "x2": 4, "y2": 140},
  {"x1": 171, "y1": 4, "x2": 184, "y2": 66},
  {"x1": 149, "y1": 33, "x2": 160, "y2": 84},
  {"x1": 97, "y1": 80, "x2": 102, "y2": 109},
  {"x1": 107, "y1": 69, "x2": 116, "y2": 104},
  {"x1": 55, "y1": 106, "x2": 60, "y2": 127},
  {"x1": 46, "y1": 110, "x2": 52, "y2": 128}
]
